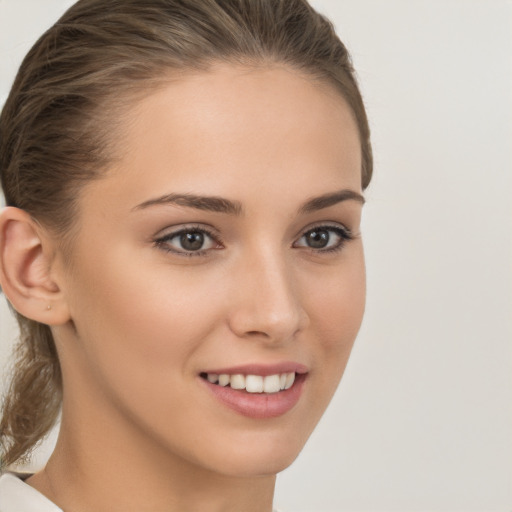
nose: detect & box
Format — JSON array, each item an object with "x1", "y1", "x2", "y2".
[{"x1": 227, "y1": 249, "x2": 309, "y2": 344}]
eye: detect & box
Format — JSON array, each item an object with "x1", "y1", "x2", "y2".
[
  {"x1": 294, "y1": 225, "x2": 353, "y2": 252},
  {"x1": 154, "y1": 226, "x2": 220, "y2": 256}
]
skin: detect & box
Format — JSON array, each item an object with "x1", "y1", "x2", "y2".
[{"x1": 19, "y1": 63, "x2": 366, "y2": 511}]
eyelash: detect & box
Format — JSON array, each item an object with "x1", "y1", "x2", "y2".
[
  {"x1": 153, "y1": 223, "x2": 354, "y2": 257},
  {"x1": 294, "y1": 224, "x2": 354, "y2": 254},
  {"x1": 154, "y1": 224, "x2": 221, "y2": 258}
]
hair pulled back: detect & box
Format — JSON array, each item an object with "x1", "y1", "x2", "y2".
[{"x1": 0, "y1": 0, "x2": 372, "y2": 470}]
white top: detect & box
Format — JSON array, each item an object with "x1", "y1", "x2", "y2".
[
  {"x1": 0, "y1": 472, "x2": 283, "y2": 512},
  {"x1": 0, "y1": 473, "x2": 63, "y2": 511}
]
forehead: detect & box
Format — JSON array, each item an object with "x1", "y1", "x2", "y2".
[{"x1": 84, "y1": 63, "x2": 362, "y2": 215}]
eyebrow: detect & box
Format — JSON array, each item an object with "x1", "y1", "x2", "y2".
[
  {"x1": 298, "y1": 189, "x2": 365, "y2": 214},
  {"x1": 133, "y1": 189, "x2": 364, "y2": 215},
  {"x1": 133, "y1": 193, "x2": 243, "y2": 215}
]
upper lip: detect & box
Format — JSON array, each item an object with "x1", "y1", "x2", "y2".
[{"x1": 201, "y1": 362, "x2": 309, "y2": 377}]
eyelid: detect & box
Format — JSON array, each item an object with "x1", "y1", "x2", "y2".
[
  {"x1": 152, "y1": 221, "x2": 356, "y2": 257},
  {"x1": 153, "y1": 222, "x2": 219, "y2": 239},
  {"x1": 293, "y1": 222, "x2": 355, "y2": 252},
  {"x1": 153, "y1": 224, "x2": 223, "y2": 257},
  {"x1": 294, "y1": 221, "x2": 352, "y2": 239}
]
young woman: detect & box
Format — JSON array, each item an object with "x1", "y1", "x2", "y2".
[{"x1": 0, "y1": 0, "x2": 372, "y2": 510}]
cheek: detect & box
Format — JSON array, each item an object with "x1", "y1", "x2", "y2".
[
  {"x1": 63, "y1": 257, "x2": 228, "y2": 460},
  {"x1": 66, "y1": 250, "x2": 223, "y2": 397},
  {"x1": 303, "y1": 247, "x2": 366, "y2": 386},
  {"x1": 309, "y1": 249, "x2": 366, "y2": 344}
]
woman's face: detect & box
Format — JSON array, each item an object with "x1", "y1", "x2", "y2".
[{"x1": 55, "y1": 63, "x2": 365, "y2": 477}]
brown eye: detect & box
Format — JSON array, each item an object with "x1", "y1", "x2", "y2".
[
  {"x1": 155, "y1": 226, "x2": 219, "y2": 256},
  {"x1": 180, "y1": 231, "x2": 205, "y2": 251},
  {"x1": 294, "y1": 225, "x2": 353, "y2": 253},
  {"x1": 304, "y1": 229, "x2": 330, "y2": 249}
]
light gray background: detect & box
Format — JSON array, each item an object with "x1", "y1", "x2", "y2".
[{"x1": 1, "y1": 1, "x2": 511, "y2": 511}]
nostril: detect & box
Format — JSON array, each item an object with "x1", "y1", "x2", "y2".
[{"x1": 245, "y1": 330, "x2": 270, "y2": 337}]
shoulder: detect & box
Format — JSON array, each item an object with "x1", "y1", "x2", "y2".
[{"x1": 0, "y1": 472, "x2": 63, "y2": 512}]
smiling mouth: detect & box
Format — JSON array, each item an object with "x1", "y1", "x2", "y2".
[{"x1": 199, "y1": 372, "x2": 296, "y2": 394}]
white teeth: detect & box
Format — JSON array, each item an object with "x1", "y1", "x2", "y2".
[
  {"x1": 218, "y1": 374, "x2": 230, "y2": 386},
  {"x1": 245, "y1": 375, "x2": 264, "y2": 393},
  {"x1": 263, "y1": 374, "x2": 281, "y2": 393},
  {"x1": 230, "y1": 374, "x2": 245, "y2": 390},
  {"x1": 284, "y1": 372, "x2": 295, "y2": 390},
  {"x1": 205, "y1": 372, "x2": 297, "y2": 393}
]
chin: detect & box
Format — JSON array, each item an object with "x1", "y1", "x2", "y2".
[
  {"x1": 209, "y1": 447, "x2": 303, "y2": 479},
  {"x1": 191, "y1": 425, "x2": 313, "y2": 478}
]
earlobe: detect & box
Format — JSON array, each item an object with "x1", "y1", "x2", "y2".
[{"x1": 0, "y1": 207, "x2": 70, "y2": 325}]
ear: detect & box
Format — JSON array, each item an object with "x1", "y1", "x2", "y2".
[{"x1": 0, "y1": 207, "x2": 70, "y2": 325}]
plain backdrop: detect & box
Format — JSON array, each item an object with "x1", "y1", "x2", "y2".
[{"x1": 1, "y1": 1, "x2": 511, "y2": 511}]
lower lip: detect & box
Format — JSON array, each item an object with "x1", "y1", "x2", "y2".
[{"x1": 201, "y1": 374, "x2": 307, "y2": 419}]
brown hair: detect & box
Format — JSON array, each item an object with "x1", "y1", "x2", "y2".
[{"x1": 0, "y1": 0, "x2": 372, "y2": 470}]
